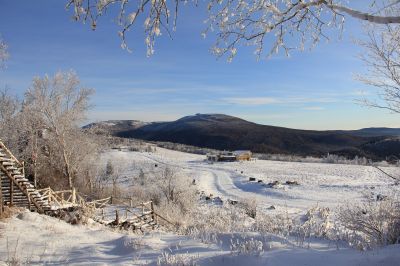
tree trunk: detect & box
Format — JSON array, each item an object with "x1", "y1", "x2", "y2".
[
  {"x1": 58, "y1": 131, "x2": 73, "y2": 190},
  {"x1": 0, "y1": 174, "x2": 3, "y2": 216}
]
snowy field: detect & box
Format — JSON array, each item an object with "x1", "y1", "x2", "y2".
[
  {"x1": 100, "y1": 147, "x2": 400, "y2": 216},
  {"x1": 1, "y1": 147, "x2": 400, "y2": 265}
]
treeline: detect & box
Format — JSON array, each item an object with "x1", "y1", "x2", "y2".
[
  {"x1": 0, "y1": 71, "x2": 104, "y2": 191},
  {"x1": 254, "y1": 153, "x2": 394, "y2": 166},
  {"x1": 136, "y1": 140, "x2": 395, "y2": 166}
]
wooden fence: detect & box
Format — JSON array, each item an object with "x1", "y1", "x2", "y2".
[
  {"x1": 101, "y1": 200, "x2": 174, "y2": 231},
  {"x1": 2, "y1": 182, "x2": 173, "y2": 231},
  {"x1": 36, "y1": 187, "x2": 112, "y2": 210}
]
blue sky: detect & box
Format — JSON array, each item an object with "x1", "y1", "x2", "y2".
[{"x1": 0, "y1": 0, "x2": 398, "y2": 130}]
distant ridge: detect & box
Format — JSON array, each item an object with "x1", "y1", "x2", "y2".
[
  {"x1": 336, "y1": 127, "x2": 400, "y2": 137},
  {"x1": 87, "y1": 114, "x2": 400, "y2": 160}
]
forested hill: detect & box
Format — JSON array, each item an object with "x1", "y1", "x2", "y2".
[{"x1": 87, "y1": 114, "x2": 400, "y2": 160}]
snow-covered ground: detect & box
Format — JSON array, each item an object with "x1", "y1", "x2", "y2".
[
  {"x1": 1, "y1": 210, "x2": 400, "y2": 265},
  {"x1": 100, "y1": 148, "x2": 400, "y2": 216},
  {"x1": 1, "y1": 147, "x2": 400, "y2": 265}
]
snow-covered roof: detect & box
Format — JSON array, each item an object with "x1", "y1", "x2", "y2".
[{"x1": 234, "y1": 150, "x2": 252, "y2": 155}]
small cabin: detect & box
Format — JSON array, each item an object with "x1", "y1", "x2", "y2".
[
  {"x1": 206, "y1": 154, "x2": 219, "y2": 162},
  {"x1": 206, "y1": 150, "x2": 251, "y2": 162},
  {"x1": 218, "y1": 152, "x2": 237, "y2": 162},
  {"x1": 234, "y1": 150, "x2": 252, "y2": 161}
]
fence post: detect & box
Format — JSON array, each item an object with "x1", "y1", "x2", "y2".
[
  {"x1": 150, "y1": 201, "x2": 155, "y2": 221},
  {"x1": 115, "y1": 210, "x2": 119, "y2": 225},
  {"x1": 48, "y1": 187, "x2": 52, "y2": 205}
]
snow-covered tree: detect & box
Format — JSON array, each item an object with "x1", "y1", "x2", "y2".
[
  {"x1": 66, "y1": 0, "x2": 400, "y2": 58},
  {"x1": 24, "y1": 71, "x2": 95, "y2": 189},
  {"x1": 0, "y1": 36, "x2": 8, "y2": 67},
  {"x1": 358, "y1": 24, "x2": 400, "y2": 113},
  {"x1": 0, "y1": 89, "x2": 21, "y2": 150},
  {"x1": 156, "y1": 167, "x2": 196, "y2": 213}
]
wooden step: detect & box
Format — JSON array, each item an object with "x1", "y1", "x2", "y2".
[
  {"x1": 3, "y1": 201, "x2": 30, "y2": 205},
  {"x1": 1, "y1": 191, "x2": 26, "y2": 196},
  {"x1": 1, "y1": 196, "x2": 27, "y2": 200}
]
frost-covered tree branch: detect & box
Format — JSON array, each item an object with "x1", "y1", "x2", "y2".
[
  {"x1": 206, "y1": 0, "x2": 400, "y2": 60},
  {"x1": 0, "y1": 37, "x2": 8, "y2": 67},
  {"x1": 66, "y1": 0, "x2": 400, "y2": 59},
  {"x1": 66, "y1": 0, "x2": 180, "y2": 56},
  {"x1": 358, "y1": 24, "x2": 400, "y2": 113}
]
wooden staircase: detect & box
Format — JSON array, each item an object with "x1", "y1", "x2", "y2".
[{"x1": 0, "y1": 140, "x2": 51, "y2": 213}]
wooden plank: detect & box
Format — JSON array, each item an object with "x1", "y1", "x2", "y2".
[
  {"x1": 10, "y1": 180, "x2": 13, "y2": 206},
  {"x1": 0, "y1": 163, "x2": 44, "y2": 213},
  {"x1": 0, "y1": 141, "x2": 23, "y2": 168}
]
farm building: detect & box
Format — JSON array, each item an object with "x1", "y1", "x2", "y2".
[
  {"x1": 219, "y1": 152, "x2": 237, "y2": 162},
  {"x1": 234, "y1": 150, "x2": 252, "y2": 161},
  {"x1": 206, "y1": 150, "x2": 252, "y2": 162},
  {"x1": 206, "y1": 151, "x2": 236, "y2": 162},
  {"x1": 206, "y1": 154, "x2": 219, "y2": 162}
]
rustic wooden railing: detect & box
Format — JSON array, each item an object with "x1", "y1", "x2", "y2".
[
  {"x1": 37, "y1": 187, "x2": 76, "y2": 208},
  {"x1": 102, "y1": 198, "x2": 174, "y2": 230},
  {"x1": 36, "y1": 187, "x2": 113, "y2": 211},
  {"x1": 0, "y1": 140, "x2": 25, "y2": 176}
]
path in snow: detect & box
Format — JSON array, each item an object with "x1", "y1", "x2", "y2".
[{"x1": 100, "y1": 148, "x2": 400, "y2": 216}]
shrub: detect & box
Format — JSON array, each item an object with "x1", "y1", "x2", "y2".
[
  {"x1": 240, "y1": 198, "x2": 257, "y2": 219},
  {"x1": 157, "y1": 251, "x2": 198, "y2": 266},
  {"x1": 337, "y1": 196, "x2": 400, "y2": 249},
  {"x1": 230, "y1": 237, "x2": 264, "y2": 256}
]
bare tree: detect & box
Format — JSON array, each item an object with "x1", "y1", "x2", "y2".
[
  {"x1": 66, "y1": 0, "x2": 400, "y2": 58},
  {"x1": 103, "y1": 160, "x2": 122, "y2": 198},
  {"x1": 0, "y1": 36, "x2": 8, "y2": 67},
  {"x1": 156, "y1": 167, "x2": 196, "y2": 213},
  {"x1": 23, "y1": 71, "x2": 95, "y2": 189},
  {"x1": 0, "y1": 89, "x2": 21, "y2": 152},
  {"x1": 358, "y1": 24, "x2": 400, "y2": 113}
]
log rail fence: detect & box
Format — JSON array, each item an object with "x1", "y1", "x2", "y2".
[{"x1": 1, "y1": 139, "x2": 171, "y2": 232}]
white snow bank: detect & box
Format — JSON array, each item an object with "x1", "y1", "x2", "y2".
[{"x1": 1, "y1": 211, "x2": 400, "y2": 265}]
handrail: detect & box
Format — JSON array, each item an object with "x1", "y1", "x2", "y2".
[
  {"x1": 0, "y1": 140, "x2": 24, "y2": 168},
  {"x1": 153, "y1": 211, "x2": 175, "y2": 226}
]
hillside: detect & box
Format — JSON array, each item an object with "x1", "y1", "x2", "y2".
[
  {"x1": 84, "y1": 120, "x2": 149, "y2": 134},
  {"x1": 87, "y1": 114, "x2": 400, "y2": 160},
  {"x1": 336, "y1": 127, "x2": 400, "y2": 137}
]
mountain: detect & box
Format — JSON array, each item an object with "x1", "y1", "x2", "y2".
[
  {"x1": 84, "y1": 120, "x2": 149, "y2": 135},
  {"x1": 338, "y1": 128, "x2": 400, "y2": 137},
  {"x1": 89, "y1": 114, "x2": 400, "y2": 160}
]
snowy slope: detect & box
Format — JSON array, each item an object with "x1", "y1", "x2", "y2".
[
  {"x1": 1, "y1": 147, "x2": 400, "y2": 265},
  {"x1": 1, "y1": 211, "x2": 400, "y2": 265}
]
